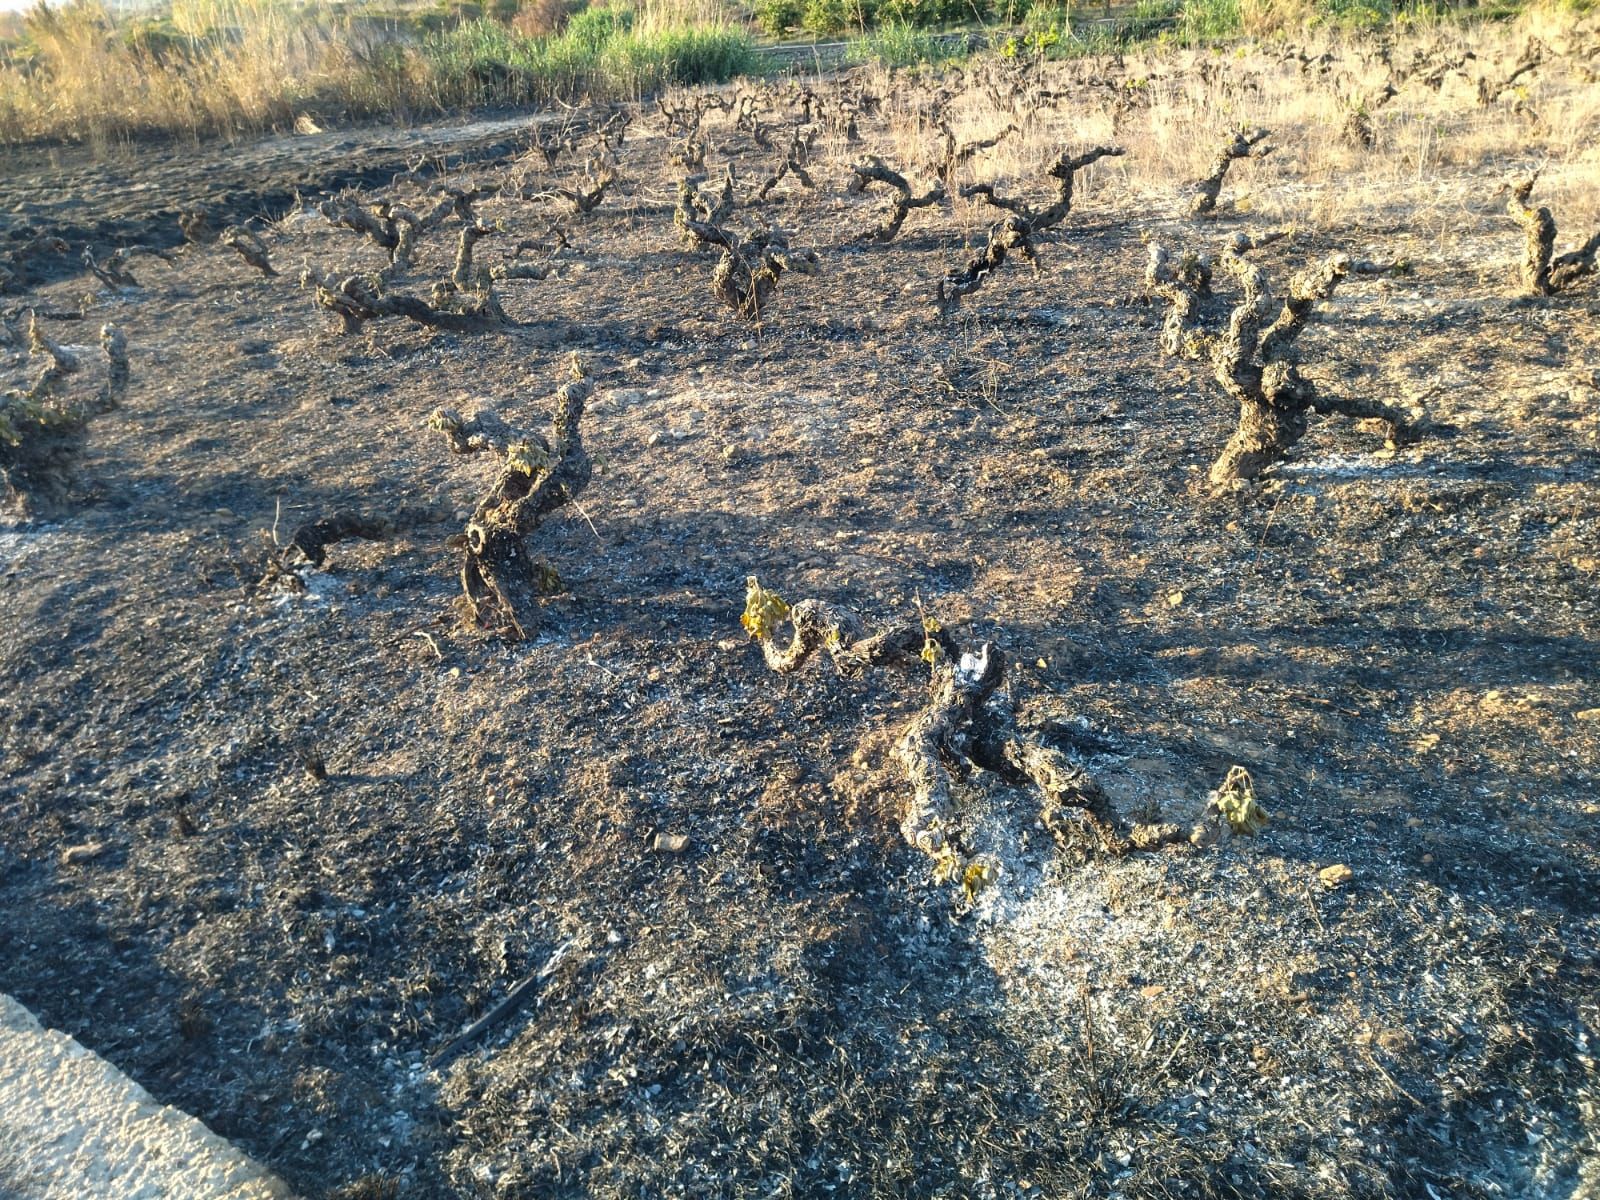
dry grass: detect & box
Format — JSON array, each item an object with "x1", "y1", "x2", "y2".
[{"x1": 0, "y1": 0, "x2": 757, "y2": 147}]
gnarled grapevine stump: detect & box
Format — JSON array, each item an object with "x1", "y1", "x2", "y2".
[{"x1": 429, "y1": 359, "x2": 593, "y2": 639}]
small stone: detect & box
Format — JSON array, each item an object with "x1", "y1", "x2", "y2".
[
  {"x1": 652, "y1": 833, "x2": 690, "y2": 854},
  {"x1": 1318, "y1": 863, "x2": 1353, "y2": 889},
  {"x1": 60, "y1": 842, "x2": 108, "y2": 866}
]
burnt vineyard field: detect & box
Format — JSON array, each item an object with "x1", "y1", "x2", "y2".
[{"x1": 2, "y1": 13, "x2": 1599, "y2": 1200}]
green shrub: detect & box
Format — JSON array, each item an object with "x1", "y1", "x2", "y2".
[
  {"x1": 564, "y1": 5, "x2": 631, "y2": 50},
  {"x1": 754, "y1": 0, "x2": 804, "y2": 36}
]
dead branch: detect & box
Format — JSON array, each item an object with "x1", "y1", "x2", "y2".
[
  {"x1": 937, "y1": 216, "x2": 1035, "y2": 315},
  {"x1": 961, "y1": 145, "x2": 1125, "y2": 234},
  {"x1": 1146, "y1": 231, "x2": 1285, "y2": 359},
  {"x1": 1189, "y1": 127, "x2": 1272, "y2": 216},
  {"x1": 428, "y1": 357, "x2": 593, "y2": 639},
  {"x1": 178, "y1": 208, "x2": 213, "y2": 244},
  {"x1": 220, "y1": 226, "x2": 277, "y2": 277},
  {"x1": 302, "y1": 271, "x2": 516, "y2": 335},
  {"x1": 752, "y1": 125, "x2": 817, "y2": 204},
  {"x1": 1478, "y1": 42, "x2": 1545, "y2": 105},
  {"x1": 1343, "y1": 81, "x2": 1398, "y2": 148},
  {"x1": 550, "y1": 156, "x2": 615, "y2": 215},
  {"x1": 2, "y1": 316, "x2": 127, "y2": 510},
  {"x1": 936, "y1": 119, "x2": 1018, "y2": 180},
  {"x1": 100, "y1": 323, "x2": 128, "y2": 407},
  {"x1": 452, "y1": 223, "x2": 500, "y2": 290},
  {"x1": 657, "y1": 92, "x2": 713, "y2": 138},
  {"x1": 848, "y1": 157, "x2": 945, "y2": 244},
  {"x1": 671, "y1": 132, "x2": 707, "y2": 173},
  {"x1": 83, "y1": 248, "x2": 139, "y2": 289},
  {"x1": 674, "y1": 169, "x2": 737, "y2": 248},
  {"x1": 286, "y1": 512, "x2": 395, "y2": 567},
  {"x1": 939, "y1": 147, "x2": 1123, "y2": 313},
  {"x1": 2, "y1": 234, "x2": 70, "y2": 292},
  {"x1": 1145, "y1": 242, "x2": 1213, "y2": 359},
  {"x1": 709, "y1": 229, "x2": 818, "y2": 321}
]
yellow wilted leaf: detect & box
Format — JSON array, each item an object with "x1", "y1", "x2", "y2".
[
  {"x1": 1213, "y1": 764, "x2": 1268, "y2": 834},
  {"x1": 504, "y1": 439, "x2": 552, "y2": 477},
  {"x1": 962, "y1": 860, "x2": 996, "y2": 905},
  {"x1": 741, "y1": 576, "x2": 790, "y2": 641}
]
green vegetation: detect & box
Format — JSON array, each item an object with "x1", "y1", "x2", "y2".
[{"x1": 844, "y1": 21, "x2": 967, "y2": 65}]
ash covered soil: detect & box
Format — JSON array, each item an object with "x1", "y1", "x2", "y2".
[{"x1": 2, "y1": 30, "x2": 1600, "y2": 1200}]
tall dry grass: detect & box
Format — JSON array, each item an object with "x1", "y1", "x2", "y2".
[{"x1": 0, "y1": 0, "x2": 756, "y2": 147}]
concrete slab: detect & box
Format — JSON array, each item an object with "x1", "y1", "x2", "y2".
[{"x1": 0, "y1": 993, "x2": 296, "y2": 1200}]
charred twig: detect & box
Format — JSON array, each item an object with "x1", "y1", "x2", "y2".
[
  {"x1": 429, "y1": 937, "x2": 579, "y2": 1068},
  {"x1": 671, "y1": 132, "x2": 707, "y2": 173},
  {"x1": 1190, "y1": 127, "x2": 1272, "y2": 216},
  {"x1": 657, "y1": 93, "x2": 713, "y2": 138},
  {"x1": 1146, "y1": 230, "x2": 1286, "y2": 358},
  {"x1": 285, "y1": 512, "x2": 394, "y2": 568},
  {"x1": 1145, "y1": 242, "x2": 1213, "y2": 359},
  {"x1": 709, "y1": 228, "x2": 818, "y2": 320},
  {"x1": 428, "y1": 357, "x2": 592, "y2": 639}
]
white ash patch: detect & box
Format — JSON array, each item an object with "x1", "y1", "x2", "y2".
[
  {"x1": 1277, "y1": 451, "x2": 1398, "y2": 478},
  {"x1": 0, "y1": 526, "x2": 54, "y2": 572},
  {"x1": 268, "y1": 567, "x2": 346, "y2": 608}
]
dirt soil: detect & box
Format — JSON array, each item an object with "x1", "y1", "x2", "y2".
[{"x1": 2, "y1": 32, "x2": 1599, "y2": 1200}]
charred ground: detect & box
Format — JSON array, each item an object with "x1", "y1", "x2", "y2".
[{"x1": 2, "y1": 18, "x2": 1599, "y2": 1200}]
